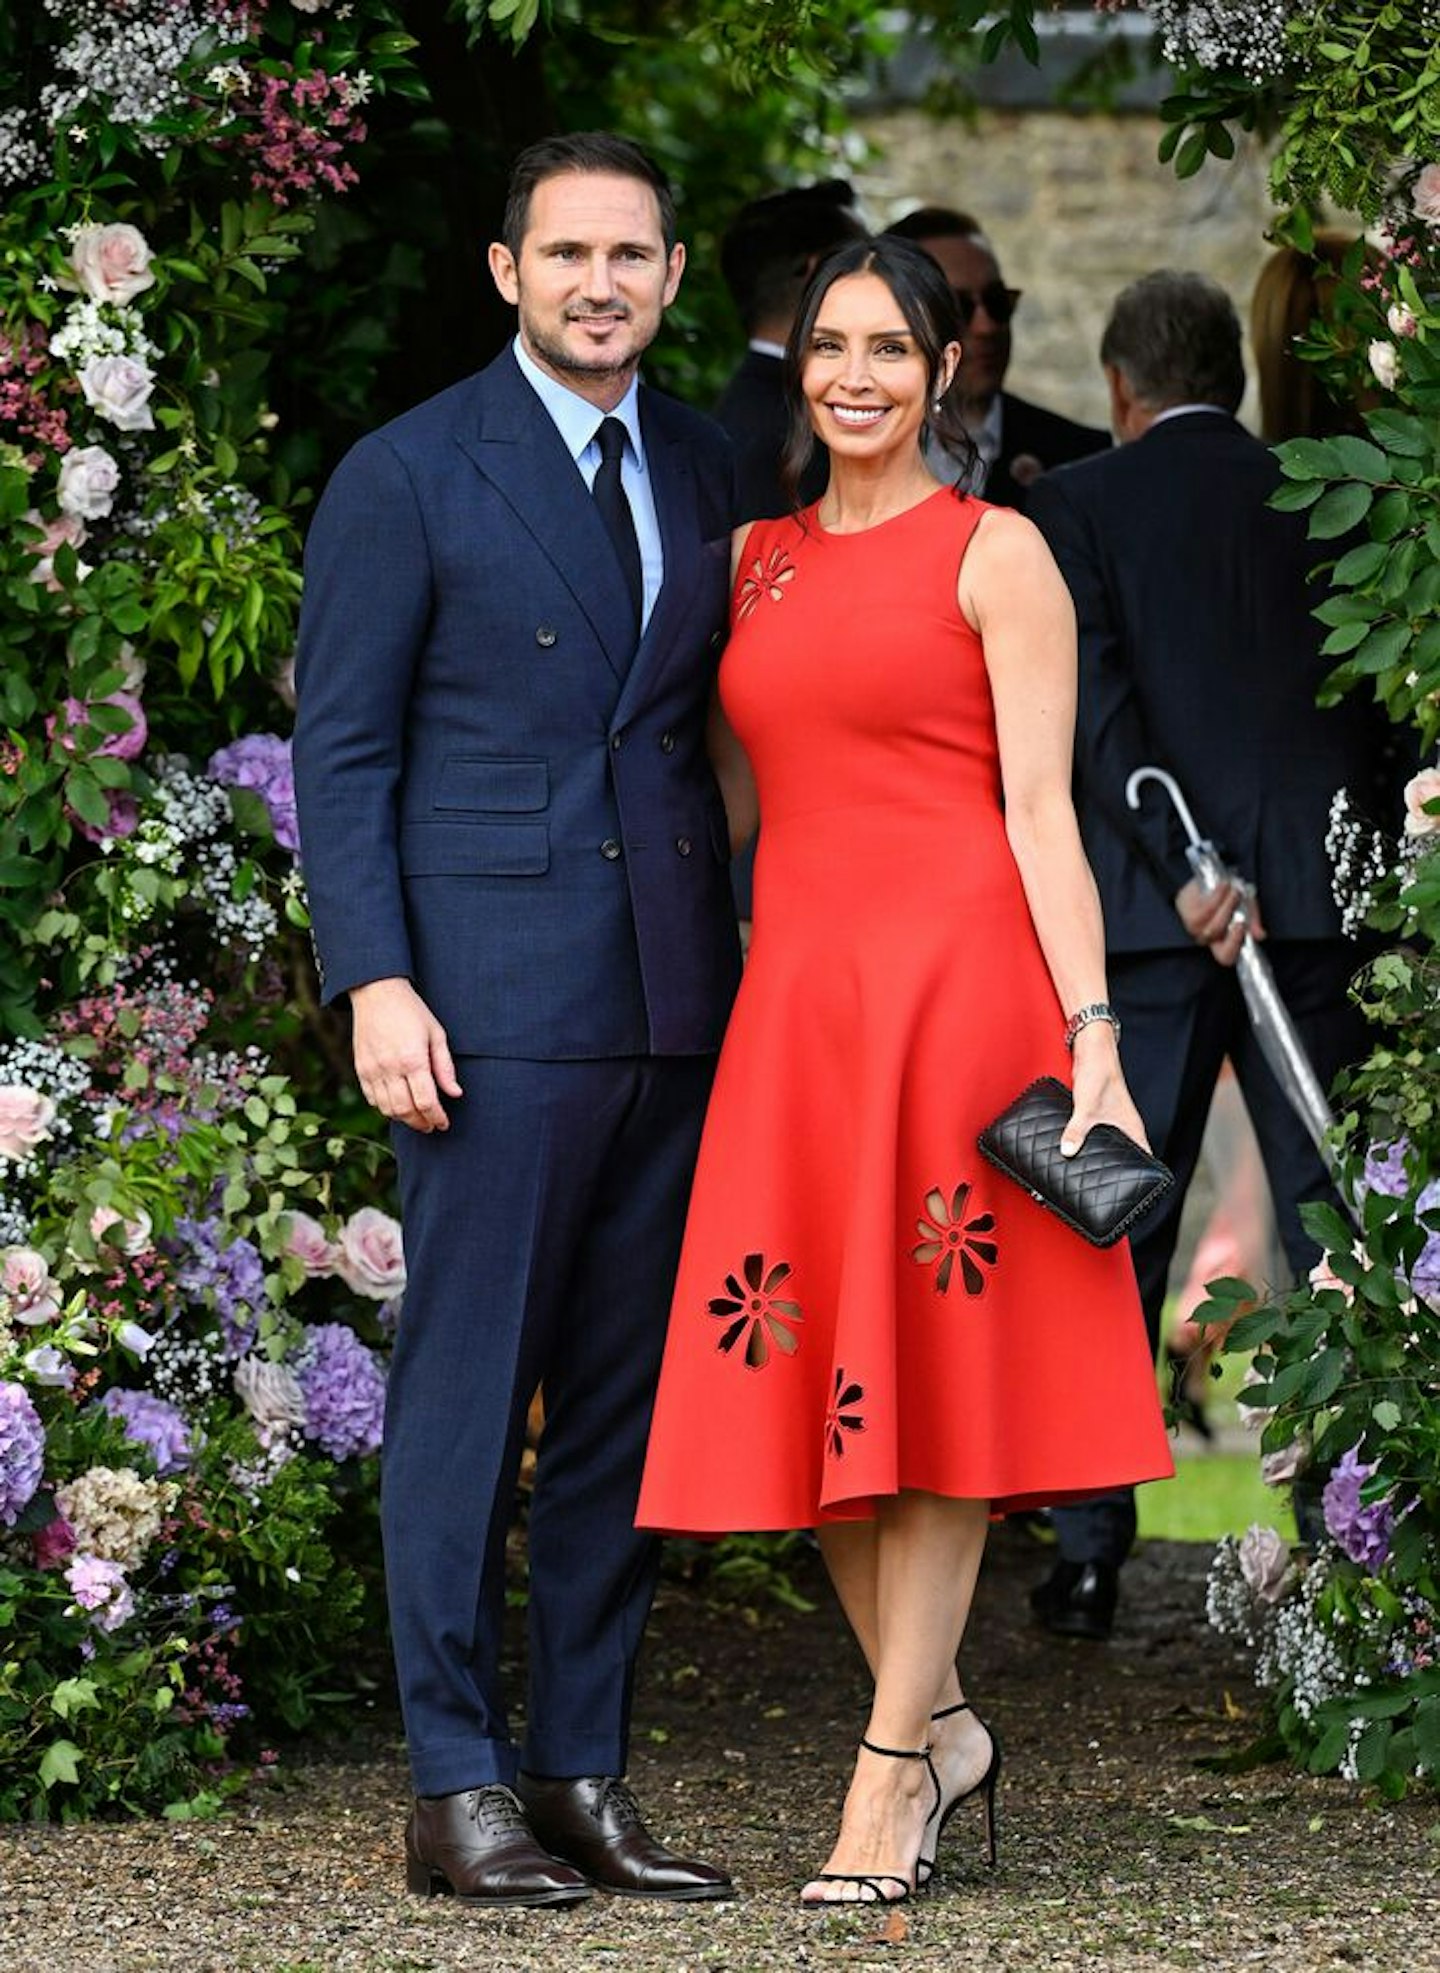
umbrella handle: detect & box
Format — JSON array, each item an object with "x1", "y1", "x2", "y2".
[{"x1": 1124, "y1": 765, "x2": 1206, "y2": 847}]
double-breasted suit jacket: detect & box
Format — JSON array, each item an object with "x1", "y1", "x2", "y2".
[{"x1": 294, "y1": 343, "x2": 741, "y2": 1059}]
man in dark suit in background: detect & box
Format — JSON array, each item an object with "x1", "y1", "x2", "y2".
[
  {"x1": 885, "y1": 205, "x2": 1109, "y2": 506},
  {"x1": 714, "y1": 179, "x2": 867, "y2": 520},
  {"x1": 1026, "y1": 270, "x2": 1400, "y2": 1640},
  {"x1": 293, "y1": 132, "x2": 740, "y2": 1907}
]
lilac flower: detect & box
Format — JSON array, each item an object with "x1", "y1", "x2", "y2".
[
  {"x1": 175, "y1": 1216, "x2": 267, "y2": 1357},
  {"x1": 208, "y1": 733, "x2": 300, "y2": 853},
  {"x1": 1362, "y1": 1139, "x2": 1410, "y2": 1199},
  {"x1": 65, "y1": 1553, "x2": 135, "y2": 1632},
  {"x1": 0, "y1": 1379, "x2": 45, "y2": 1526},
  {"x1": 99, "y1": 1388, "x2": 193, "y2": 1475},
  {"x1": 1322, "y1": 1445, "x2": 1396, "y2": 1571},
  {"x1": 294, "y1": 1322, "x2": 386, "y2": 1461}
]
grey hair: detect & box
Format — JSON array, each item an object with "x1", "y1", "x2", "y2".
[{"x1": 1099, "y1": 270, "x2": 1245, "y2": 413}]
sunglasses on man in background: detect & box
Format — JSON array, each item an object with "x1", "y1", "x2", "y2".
[{"x1": 951, "y1": 282, "x2": 1022, "y2": 326}]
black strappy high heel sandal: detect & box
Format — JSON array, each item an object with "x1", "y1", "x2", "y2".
[
  {"x1": 916, "y1": 1700, "x2": 1002, "y2": 1886},
  {"x1": 801, "y1": 1735, "x2": 941, "y2": 1907}
]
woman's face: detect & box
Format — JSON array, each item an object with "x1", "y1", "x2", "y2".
[{"x1": 800, "y1": 270, "x2": 957, "y2": 465}]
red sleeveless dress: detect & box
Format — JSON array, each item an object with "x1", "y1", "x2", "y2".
[{"x1": 638, "y1": 491, "x2": 1173, "y2": 1531}]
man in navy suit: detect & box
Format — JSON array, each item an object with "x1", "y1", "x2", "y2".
[
  {"x1": 885, "y1": 206, "x2": 1109, "y2": 507},
  {"x1": 1026, "y1": 271, "x2": 1401, "y2": 1639},
  {"x1": 292, "y1": 133, "x2": 740, "y2": 1907}
]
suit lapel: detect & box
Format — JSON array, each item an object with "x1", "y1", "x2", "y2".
[{"x1": 453, "y1": 350, "x2": 639, "y2": 681}]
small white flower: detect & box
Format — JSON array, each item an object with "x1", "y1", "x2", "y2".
[{"x1": 115, "y1": 1321, "x2": 155, "y2": 1357}]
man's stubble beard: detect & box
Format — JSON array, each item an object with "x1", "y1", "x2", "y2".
[{"x1": 524, "y1": 312, "x2": 647, "y2": 385}]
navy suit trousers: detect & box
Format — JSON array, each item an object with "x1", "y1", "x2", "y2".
[
  {"x1": 1051, "y1": 940, "x2": 1364, "y2": 1568},
  {"x1": 382, "y1": 1053, "x2": 713, "y2": 1794}
]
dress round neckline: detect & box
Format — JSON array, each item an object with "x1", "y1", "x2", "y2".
[{"x1": 810, "y1": 484, "x2": 958, "y2": 539}]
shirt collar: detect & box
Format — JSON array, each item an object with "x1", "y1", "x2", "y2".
[
  {"x1": 1150, "y1": 402, "x2": 1231, "y2": 428},
  {"x1": 963, "y1": 393, "x2": 1004, "y2": 464},
  {"x1": 512, "y1": 336, "x2": 646, "y2": 467}
]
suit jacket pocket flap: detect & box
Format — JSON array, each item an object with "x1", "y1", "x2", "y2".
[
  {"x1": 400, "y1": 821, "x2": 550, "y2": 876},
  {"x1": 435, "y1": 755, "x2": 548, "y2": 812}
]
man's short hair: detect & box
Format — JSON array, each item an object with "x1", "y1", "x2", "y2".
[
  {"x1": 503, "y1": 132, "x2": 677, "y2": 256},
  {"x1": 720, "y1": 180, "x2": 866, "y2": 333},
  {"x1": 1100, "y1": 270, "x2": 1245, "y2": 414},
  {"x1": 884, "y1": 205, "x2": 991, "y2": 255}
]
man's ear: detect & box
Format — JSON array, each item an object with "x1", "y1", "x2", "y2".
[{"x1": 488, "y1": 240, "x2": 520, "y2": 306}]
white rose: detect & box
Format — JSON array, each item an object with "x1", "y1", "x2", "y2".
[
  {"x1": 1412, "y1": 162, "x2": 1440, "y2": 228},
  {"x1": 1386, "y1": 301, "x2": 1419, "y2": 341},
  {"x1": 1261, "y1": 1434, "x2": 1310, "y2": 1488},
  {"x1": 1366, "y1": 339, "x2": 1400, "y2": 392},
  {"x1": 334, "y1": 1207, "x2": 406, "y2": 1300},
  {"x1": 1237, "y1": 1523, "x2": 1295, "y2": 1604},
  {"x1": 0, "y1": 1085, "x2": 57, "y2": 1161},
  {"x1": 67, "y1": 222, "x2": 155, "y2": 305},
  {"x1": 79, "y1": 354, "x2": 155, "y2": 432},
  {"x1": 57, "y1": 445, "x2": 120, "y2": 520},
  {"x1": 234, "y1": 1355, "x2": 306, "y2": 1437}
]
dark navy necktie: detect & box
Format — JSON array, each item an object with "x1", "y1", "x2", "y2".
[{"x1": 592, "y1": 416, "x2": 643, "y2": 638}]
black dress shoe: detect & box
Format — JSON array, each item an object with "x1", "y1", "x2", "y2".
[
  {"x1": 404, "y1": 1785, "x2": 592, "y2": 1907},
  {"x1": 517, "y1": 1773, "x2": 733, "y2": 1901},
  {"x1": 1029, "y1": 1559, "x2": 1119, "y2": 1641}
]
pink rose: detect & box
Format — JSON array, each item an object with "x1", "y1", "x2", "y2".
[
  {"x1": 72, "y1": 791, "x2": 140, "y2": 846},
  {"x1": 88, "y1": 1204, "x2": 154, "y2": 1257},
  {"x1": 1403, "y1": 766, "x2": 1440, "y2": 838},
  {"x1": 50, "y1": 691, "x2": 147, "y2": 764},
  {"x1": 1, "y1": 1247, "x2": 63, "y2": 1326},
  {"x1": 67, "y1": 222, "x2": 156, "y2": 305},
  {"x1": 24, "y1": 509, "x2": 87, "y2": 590},
  {"x1": 1238, "y1": 1523, "x2": 1295, "y2": 1604},
  {"x1": 0, "y1": 1086, "x2": 57, "y2": 1162},
  {"x1": 79, "y1": 354, "x2": 155, "y2": 432},
  {"x1": 33, "y1": 1514, "x2": 76, "y2": 1570},
  {"x1": 285, "y1": 1211, "x2": 339, "y2": 1278},
  {"x1": 334, "y1": 1207, "x2": 406, "y2": 1300},
  {"x1": 1387, "y1": 301, "x2": 1419, "y2": 341},
  {"x1": 1412, "y1": 162, "x2": 1440, "y2": 228}
]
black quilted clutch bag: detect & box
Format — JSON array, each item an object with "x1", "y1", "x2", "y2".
[{"x1": 977, "y1": 1076, "x2": 1172, "y2": 1248}]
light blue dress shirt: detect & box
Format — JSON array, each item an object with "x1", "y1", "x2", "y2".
[{"x1": 513, "y1": 337, "x2": 662, "y2": 632}]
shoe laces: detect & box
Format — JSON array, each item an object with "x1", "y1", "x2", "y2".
[
  {"x1": 469, "y1": 1787, "x2": 528, "y2": 1839},
  {"x1": 594, "y1": 1777, "x2": 643, "y2": 1829}
]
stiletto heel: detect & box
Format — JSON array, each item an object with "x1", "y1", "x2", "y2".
[
  {"x1": 917, "y1": 1701, "x2": 1002, "y2": 1886},
  {"x1": 800, "y1": 1736, "x2": 940, "y2": 1907}
]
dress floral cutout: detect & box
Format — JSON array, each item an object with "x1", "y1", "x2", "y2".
[
  {"x1": 825, "y1": 1368, "x2": 866, "y2": 1460},
  {"x1": 911, "y1": 1181, "x2": 998, "y2": 1296},
  {"x1": 735, "y1": 544, "x2": 797, "y2": 623},
  {"x1": 708, "y1": 1252, "x2": 803, "y2": 1370}
]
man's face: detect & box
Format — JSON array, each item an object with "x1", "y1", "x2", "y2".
[
  {"x1": 916, "y1": 234, "x2": 1011, "y2": 409},
  {"x1": 489, "y1": 171, "x2": 684, "y2": 409}
]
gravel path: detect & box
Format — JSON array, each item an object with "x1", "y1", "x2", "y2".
[{"x1": 2, "y1": 1530, "x2": 1435, "y2": 1973}]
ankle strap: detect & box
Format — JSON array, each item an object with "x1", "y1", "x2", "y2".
[
  {"x1": 859, "y1": 1735, "x2": 933, "y2": 1761},
  {"x1": 930, "y1": 1701, "x2": 973, "y2": 1723}
]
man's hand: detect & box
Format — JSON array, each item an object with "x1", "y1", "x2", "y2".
[
  {"x1": 1175, "y1": 875, "x2": 1266, "y2": 969},
  {"x1": 350, "y1": 977, "x2": 462, "y2": 1132}
]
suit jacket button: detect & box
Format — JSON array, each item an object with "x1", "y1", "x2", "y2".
[
  {"x1": 659, "y1": 730, "x2": 675, "y2": 753},
  {"x1": 535, "y1": 625, "x2": 558, "y2": 647},
  {"x1": 675, "y1": 836, "x2": 692, "y2": 856},
  {"x1": 600, "y1": 838, "x2": 622, "y2": 860}
]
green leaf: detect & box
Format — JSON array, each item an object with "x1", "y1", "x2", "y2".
[
  {"x1": 1327, "y1": 436, "x2": 1391, "y2": 484},
  {"x1": 39, "y1": 1739, "x2": 82, "y2": 1789},
  {"x1": 50, "y1": 1677, "x2": 99, "y2": 1720},
  {"x1": 1329, "y1": 539, "x2": 1392, "y2": 587},
  {"x1": 1309, "y1": 482, "x2": 1375, "y2": 540}
]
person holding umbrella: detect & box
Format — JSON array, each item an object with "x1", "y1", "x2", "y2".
[{"x1": 1026, "y1": 269, "x2": 1409, "y2": 1642}]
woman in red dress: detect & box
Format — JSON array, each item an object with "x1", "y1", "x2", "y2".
[{"x1": 638, "y1": 238, "x2": 1172, "y2": 1905}]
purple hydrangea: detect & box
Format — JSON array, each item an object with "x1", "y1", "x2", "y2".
[
  {"x1": 175, "y1": 1216, "x2": 267, "y2": 1357},
  {"x1": 294, "y1": 1322, "x2": 386, "y2": 1461},
  {"x1": 208, "y1": 733, "x2": 299, "y2": 853},
  {"x1": 0, "y1": 1379, "x2": 45, "y2": 1527},
  {"x1": 1362, "y1": 1139, "x2": 1411, "y2": 1199},
  {"x1": 1322, "y1": 1445, "x2": 1395, "y2": 1571},
  {"x1": 99, "y1": 1388, "x2": 193, "y2": 1475},
  {"x1": 65, "y1": 1554, "x2": 135, "y2": 1632}
]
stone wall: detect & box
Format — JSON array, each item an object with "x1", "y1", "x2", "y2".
[{"x1": 852, "y1": 106, "x2": 1282, "y2": 431}]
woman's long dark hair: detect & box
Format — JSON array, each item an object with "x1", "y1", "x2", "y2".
[{"x1": 778, "y1": 235, "x2": 978, "y2": 510}]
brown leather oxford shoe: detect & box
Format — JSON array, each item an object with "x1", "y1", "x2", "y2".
[
  {"x1": 516, "y1": 1773, "x2": 733, "y2": 1901},
  {"x1": 404, "y1": 1785, "x2": 592, "y2": 1908}
]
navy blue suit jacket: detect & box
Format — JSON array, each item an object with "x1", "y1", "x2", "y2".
[
  {"x1": 293, "y1": 346, "x2": 742, "y2": 1057},
  {"x1": 1028, "y1": 410, "x2": 1404, "y2": 953}
]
